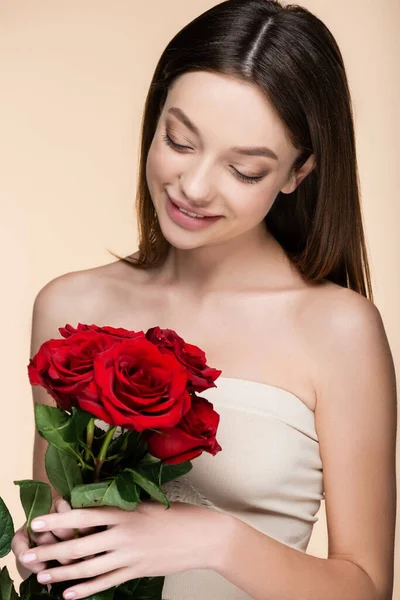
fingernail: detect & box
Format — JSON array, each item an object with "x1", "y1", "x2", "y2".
[
  {"x1": 21, "y1": 552, "x2": 36, "y2": 563},
  {"x1": 31, "y1": 520, "x2": 46, "y2": 530},
  {"x1": 37, "y1": 573, "x2": 51, "y2": 583},
  {"x1": 64, "y1": 592, "x2": 76, "y2": 599}
]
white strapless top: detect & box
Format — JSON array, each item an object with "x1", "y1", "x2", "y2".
[{"x1": 161, "y1": 376, "x2": 324, "y2": 600}]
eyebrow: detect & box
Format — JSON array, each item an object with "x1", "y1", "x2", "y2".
[{"x1": 167, "y1": 107, "x2": 279, "y2": 161}]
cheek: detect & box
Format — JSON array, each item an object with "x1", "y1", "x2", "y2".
[
  {"x1": 146, "y1": 141, "x2": 161, "y2": 189},
  {"x1": 146, "y1": 136, "x2": 176, "y2": 185},
  {"x1": 235, "y1": 185, "x2": 277, "y2": 222}
]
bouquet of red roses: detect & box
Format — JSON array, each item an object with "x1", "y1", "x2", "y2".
[{"x1": 0, "y1": 324, "x2": 222, "y2": 600}]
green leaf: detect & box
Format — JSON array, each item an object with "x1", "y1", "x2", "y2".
[
  {"x1": 159, "y1": 460, "x2": 193, "y2": 485},
  {"x1": 64, "y1": 408, "x2": 93, "y2": 443},
  {"x1": 107, "y1": 430, "x2": 146, "y2": 469},
  {"x1": 138, "y1": 453, "x2": 161, "y2": 466},
  {"x1": 31, "y1": 592, "x2": 62, "y2": 600},
  {"x1": 83, "y1": 587, "x2": 116, "y2": 600},
  {"x1": 103, "y1": 478, "x2": 139, "y2": 511},
  {"x1": 45, "y1": 444, "x2": 83, "y2": 500},
  {"x1": 19, "y1": 573, "x2": 48, "y2": 599},
  {"x1": 34, "y1": 405, "x2": 83, "y2": 463},
  {"x1": 50, "y1": 577, "x2": 87, "y2": 599},
  {"x1": 35, "y1": 403, "x2": 69, "y2": 439},
  {"x1": 114, "y1": 576, "x2": 164, "y2": 600},
  {"x1": 0, "y1": 567, "x2": 19, "y2": 600},
  {"x1": 137, "y1": 457, "x2": 192, "y2": 486},
  {"x1": 0, "y1": 497, "x2": 14, "y2": 558},
  {"x1": 51, "y1": 581, "x2": 116, "y2": 600},
  {"x1": 107, "y1": 430, "x2": 128, "y2": 456},
  {"x1": 13, "y1": 480, "x2": 52, "y2": 536},
  {"x1": 114, "y1": 471, "x2": 140, "y2": 503},
  {"x1": 113, "y1": 578, "x2": 140, "y2": 598},
  {"x1": 125, "y1": 469, "x2": 169, "y2": 508},
  {"x1": 70, "y1": 482, "x2": 111, "y2": 508},
  {"x1": 70, "y1": 478, "x2": 140, "y2": 511},
  {"x1": 139, "y1": 461, "x2": 193, "y2": 503}
]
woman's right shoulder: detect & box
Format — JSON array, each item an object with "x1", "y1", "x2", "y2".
[
  {"x1": 34, "y1": 254, "x2": 143, "y2": 310},
  {"x1": 31, "y1": 256, "x2": 142, "y2": 352}
]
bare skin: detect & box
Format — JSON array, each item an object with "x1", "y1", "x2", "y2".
[{"x1": 83, "y1": 253, "x2": 340, "y2": 413}]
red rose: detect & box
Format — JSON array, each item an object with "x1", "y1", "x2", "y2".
[
  {"x1": 78, "y1": 337, "x2": 192, "y2": 431},
  {"x1": 146, "y1": 326, "x2": 222, "y2": 393},
  {"x1": 27, "y1": 329, "x2": 122, "y2": 411},
  {"x1": 145, "y1": 394, "x2": 222, "y2": 465},
  {"x1": 59, "y1": 323, "x2": 144, "y2": 340}
]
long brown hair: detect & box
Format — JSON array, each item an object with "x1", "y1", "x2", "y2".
[{"x1": 109, "y1": 0, "x2": 373, "y2": 300}]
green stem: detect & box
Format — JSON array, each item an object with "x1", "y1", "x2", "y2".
[
  {"x1": 120, "y1": 430, "x2": 130, "y2": 452},
  {"x1": 94, "y1": 426, "x2": 117, "y2": 482},
  {"x1": 84, "y1": 418, "x2": 95, "y2": 463}
]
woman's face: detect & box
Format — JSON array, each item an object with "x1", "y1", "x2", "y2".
[{"x1": 146, "y1": 71, "x2": 314, "y2": 250}]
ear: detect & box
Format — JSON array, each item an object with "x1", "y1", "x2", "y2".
[{"x1": 280, "y1": 154, "x2": 316, "y2": 194}]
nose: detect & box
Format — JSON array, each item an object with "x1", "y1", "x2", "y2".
[{"x1": 179, "y1": 156, "x2": 214, "y2": 205}]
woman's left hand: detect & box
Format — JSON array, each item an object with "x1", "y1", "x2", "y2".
[{"x1": 19, "y1": 500, "x2": 231, "y2": 599}]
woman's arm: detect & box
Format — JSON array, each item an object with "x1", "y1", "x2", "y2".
[
  {"x1": 213, "y1": 292, "x2": 397, "y2": 600},
  {"x1": 12, "y1": 272, "x2": 100, "y2": 578},
  {"x1": 30, "y1": 274, "x2": 85, "y2": 497},
  {"x1": 216, "y1": 517, "x2": 380, "y2": 600}
]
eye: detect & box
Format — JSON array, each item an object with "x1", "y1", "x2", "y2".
[
  {"x1": 162, "y1": 130, "x2": 265, "y2": 185},
  {"x1": 162, "y1": 132, "x2": 191, "y2": 152},
  {"x1": 231, "y1": 168, "x2": 264, "y2": 185}
]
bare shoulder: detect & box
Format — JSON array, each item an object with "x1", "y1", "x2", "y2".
[
  {"x1": 297, "y1": 281, "x2": 395, "y2": 407},
  {"x1": 33, "y1": 263, "x2": 109, "y2": 321},
  {"x1": 303, "y1": 282, "x2": 383, "y2": 337},
  {"x1": 31, "y1": 255, "x2": 145, "y2": 349},
  {"x1": 34, "y1": 253, "x2": 144, "y2": 314}
]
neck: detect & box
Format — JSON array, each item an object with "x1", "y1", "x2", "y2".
[{"x1": 158, "y1": 225, "x2": 293, "y2": 296}]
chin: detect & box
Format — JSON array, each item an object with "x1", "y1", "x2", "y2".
[{"x1": 158, "y1": 224, "x2": 207, "y2": 251}]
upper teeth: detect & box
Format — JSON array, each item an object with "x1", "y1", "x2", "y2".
[
  {"x1": 178, "y1": 207, "x2": 205, "y2": 218},
  {"x1": 178, "y1": 206, "x2": 204, "y2": 219}
]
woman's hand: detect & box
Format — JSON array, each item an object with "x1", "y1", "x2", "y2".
[
  {"x1": 18, "y1": 500, "x2": 233, "y2": 599},
  {"x1": 11, "y1": 496, "x2": 97, "y2": 579}
]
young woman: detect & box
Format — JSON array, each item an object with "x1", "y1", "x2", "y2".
[{"x1": 12, "y1": 1, "x2": 397, "y2": 599}]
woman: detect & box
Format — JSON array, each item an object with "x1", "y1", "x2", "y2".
[{"x1": 12, "y1": 0, "x2": 397, "y2": 599}]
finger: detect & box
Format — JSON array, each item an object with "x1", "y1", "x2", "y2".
[
  {"x1": 30, "y1": 503, "x2": 112, "y2": 571},
  {"x1": 17, "y1": 534, "x2": 74, "y2": 568},
  {"x1": 16, "y1": 559, "x2": 40, "y2": 580},
  {"x1": 53, "y1": 499, "x2": 102, "y2": 540},
  {"x1": 20, "y1": 528, "x2": 114, "y2": 566},
  {"x1": 13, "y1": 524, "x2": 58, "y2": 546},
  {"x1": 32, "y1": 502, "x2": 77, "y2": 566},
  {"x1": 33, "y1": 531, "x2": 77, "y2": 566},
  {"x1": 12, "y1": 534, "x2": 47, "y2": 575},
  {"x1": 31, "y1": 530, "x2": 60, "y2": 546},
  {"x1": 11, "y1": 527, "x2": 51, "y2": 574},
  {"x1": 36, "y1": 550, "x2": 123, "y2": 584},
  {"x1": 51, "y1": 497, "x2": 76, "y2": 541},
  {"x1": 11, "y1": 528, "x2": 30, "y2": 555},
  {"x1": 54, "y1": 566, "x2": 131, "y2": 600},
  {"x1": 31, "y1": 506, "x2": 120, "y2": 533},
  {"x1": 38, "y1": 531, "x2": 77, "y2": 573},
  {"x1": 12, "y1": 530, "x2": 44, "y2": 571}
]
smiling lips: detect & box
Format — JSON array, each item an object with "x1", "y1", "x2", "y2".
[
  {"x1": 167, "y1": 192, "x2": 221, "y2": 218},
  {"x1": 166, "y1": 192, "x2": 223, "y2": 230}
]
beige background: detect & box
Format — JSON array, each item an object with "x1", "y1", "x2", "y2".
[{"x1": 0, "y1": 0, "x2": 399, "y2": 597}]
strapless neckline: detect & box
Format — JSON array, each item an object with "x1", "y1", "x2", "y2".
[{"x1": 215, "y1": 376, "x2": 315, "y2": 413}]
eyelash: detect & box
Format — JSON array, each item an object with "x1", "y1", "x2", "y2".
[{"x1": 161, "y1": 132, "x2": 264, "y2": 185}]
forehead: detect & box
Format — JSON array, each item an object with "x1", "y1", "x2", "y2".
[{"x1": 163, "y1": 71, "x2": 294, "y2": 156}]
